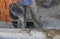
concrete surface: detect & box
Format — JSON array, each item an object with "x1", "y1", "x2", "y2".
[
  {"x1": 38, "y1": 4, "x2": 60, "y2": 29},
  {"x1": 0, "y1": 29, "x2": 46, "y2": 39},
  {"x1": 0, "y1": 29, "x2": 59, "y2": 39},
  {"x1": 0, "y1": 3, "x2": 60, "y2": 29},
  {"x1": 0, "y1": 21, "x2": 13, "y2": 28}
]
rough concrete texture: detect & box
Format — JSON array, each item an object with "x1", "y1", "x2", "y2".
[
  {"x1": 0, "y1": 29, "x2": 60, "y2": 39},
  {"x1": 0, "y1": 3, "x2": 60, "y2": 29},
  {"x1": 38, "y1": 4, "x2": 60, "y2": 29},
  {"x1": 0, "y1": 29, "x2": 46, "y2": 39},
  {"x1": 0, "y1": 21, "x2": 13, "y2": 28}
]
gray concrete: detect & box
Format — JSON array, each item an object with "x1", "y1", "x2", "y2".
[
  {"x1": 0, "y1": 29, "x2": 46, "y2": 39},
  {"x1": 0, "y1": 21, "x2": 13, "y2": 28},
  {"x1": 0, "y1": 29, "x2": 60, "y2": 39},
  {"x1": 0, "y1": 3, "x2": 60, "y2": 29},
  {"x1": 38, "y1": 4, "x2": 60, "y2": 29}
]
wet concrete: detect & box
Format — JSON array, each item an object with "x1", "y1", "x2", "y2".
[
  {"x1": 0, "y1": 29, "x2": 46, "y2": 39},
  {"x1": 0, "y1": 3, "x2": 60, "y2": 29},
  {"x1": 0, "y1": 29, "x2": 59, "y2": 39},
  {"x1": 38, "y1": 4, "x2": 60, "y2": 29}
]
